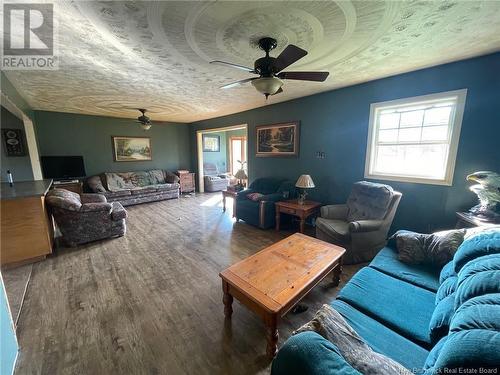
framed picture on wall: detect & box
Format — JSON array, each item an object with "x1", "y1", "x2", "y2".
[
  {"x1": 112, "y1": 136, "x2": 152, "y2": 162},
  {"x1": 256, "y1": 121, "x2": 299, "y2": 157},
  {"x1": 202, "y1": 134, "x2": 220, "y2": 152},
  {"x1": 2, "y1": 128, "x2": 27, "y2": 156}
]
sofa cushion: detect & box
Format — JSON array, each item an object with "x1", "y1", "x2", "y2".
[
  {"x1": 439, "y1": 260, "x2": 456, "y2": 284},
  {"x1": 331, "y1": 300, "x2": 429, "y2": 370},
  {"x1": 429, "y1": 293, "x2": 455, "y2": 343},
  {"x1": 451, "y1": 294, "x2": 500, "y2": 333},
  {"x1": 147, "y1": 169, "x2": 166, "y2": 184},
  {"x1": 130, "y1": 186, "x2": 158, "y2": 195},
  {"x1": 315, "y1": 218, "x2": 351, "y2": 243},
  {"x1": 271, "y1": 331, "x2": 362, "y2": 375},
  {"x1": 453, "y1": 228, "x2": 500, "y2": 273},
  {"x1": 346, "y1": 181, "x2": 393, "y2": 222},
  {"x1": 103, "y1": 190, "x2": 132, "y2": 199},
  {"x1": 46, "y1": 189, "x2": 82, "y2": 211},
  {"x1": 152, "y1": 183, "x2": 179, "y2": 191},
  {"x1": 369, "y1": 246, "x2": 440, "y2": 292},
  {"x1": 435, "y1": 276, "x2": 457, "y2": 305},
  {"x1": 86, "y1": 175, "x2": 106, "y2": 193},
  {"x1": 337, "y1": 267, "x2": 435, "y2": 348},
  {"x1": 423, "y1": 336, "x2": 448, "y2": 371},
  {"x1": 294, "y1": 304, "x2": 411, "y2": 375}
]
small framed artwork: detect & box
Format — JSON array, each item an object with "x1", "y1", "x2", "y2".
[
  {"x1": 2, "y1": 128, "x2": 27, "y2": 156},
  {"x1": 202, "y1": 134, "x2": 220, "y2": 152},
  {"x1": 256, "y1": 121, "x2": 300, "y2": 157},
  {"x1": 112, "y1": 136, "x2": 152, "y2": 162}
]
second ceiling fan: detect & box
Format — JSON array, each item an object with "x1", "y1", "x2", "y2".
[{"x1": 211, "y1": 37, "x2": 329, "y2": 98}]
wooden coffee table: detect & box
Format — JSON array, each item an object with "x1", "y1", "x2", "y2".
[{"x1": 219, "y1": 233, "x2": 345, "y2": 357}]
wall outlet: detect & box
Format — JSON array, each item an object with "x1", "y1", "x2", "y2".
[{"x1": 316, "y1": 151, "x2": 326, "y2": 159}]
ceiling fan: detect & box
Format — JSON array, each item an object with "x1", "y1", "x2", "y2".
[
  {"x1": 211, "y1": 37, "x2": 329, "y2": 98},
  {"x1": 136, "y1": 108, "x2": 152, "y2": 130}
]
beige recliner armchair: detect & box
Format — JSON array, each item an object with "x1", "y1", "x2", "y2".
[{"x1": 316, "y1": 181, "x2": 402, "y2": 264}]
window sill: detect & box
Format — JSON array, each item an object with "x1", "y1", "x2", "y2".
[{"x1": 364, "y1": 173, "x2": 452, "y2": 186}]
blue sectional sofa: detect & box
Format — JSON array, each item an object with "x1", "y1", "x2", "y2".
[{"x1": 272, "y1": 228, "x2": 500, "y2": 374}]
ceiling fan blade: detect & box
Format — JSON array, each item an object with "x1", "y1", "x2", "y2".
[
  {"x1": 220, "y1": 77, "x2": 256, "y2": 89},
  {"x1": 210, "y1": 60, "x2": 255, "y2": 73},
  {"x1": 271, "y1": 87, "x2": 283, "y2": 96},
  {"x1": 274, "y1": 45, "x2": 308, "y2": 73},
  {"x1": 277, "y1": 71, "x2": 329, "y2": 82}
]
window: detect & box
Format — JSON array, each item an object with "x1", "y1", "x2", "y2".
[{"x1": 365, "y1": 89, "x2": 467, "y2": 185}]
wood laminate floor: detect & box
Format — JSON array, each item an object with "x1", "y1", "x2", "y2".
[{"x1": 15, "y1": 193, "x2": 362, "y2": 375}]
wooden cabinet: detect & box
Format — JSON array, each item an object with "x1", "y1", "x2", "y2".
[
  {"x1": 176, "y1": 171, "x2": 195, "y2": 193},
  {"x1": 1, "y1": 180, "x2": 54, "y2": 266}
]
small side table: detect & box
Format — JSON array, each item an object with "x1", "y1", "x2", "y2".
[
  {"x1": 222, "y1": 190, "x2": 238, "y2": 217},
  {"x1": 275, "y1": 199, "x2": 321, "y2": 233}
]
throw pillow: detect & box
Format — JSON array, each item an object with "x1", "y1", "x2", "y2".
[
  {"x1": 294, "y1": 304, "x2": 412, "y2": 375},
  {"x1": 246, "y1": 192, "x2": 263, "y2": 201},
  {"x1": 391, "y1": 229, "x2": 466, "y2": 266}
]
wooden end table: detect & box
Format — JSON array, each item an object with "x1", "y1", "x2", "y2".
[
  {"x1": 222, "y1": 190, "x2": 238, "y2": 217},
  {"x1": 275, "y1": 199, "x2": 321, "y2": 233},
  {"x1": 219, "y1": 233, "x2": 345, "y2": 357}
]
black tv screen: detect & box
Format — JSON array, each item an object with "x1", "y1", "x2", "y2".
[{"x1": 41, "y1": 156, "x2": 86, "y2": 179}]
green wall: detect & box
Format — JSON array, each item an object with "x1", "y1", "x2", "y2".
[
  {"x1": 1, "y1": 106, "x2": 34, "y2": 182},
  {"x1": 202, "y1": 131, "x2": 227, "y2": 173},
  {"x1": 191, "y1": 53, "x2": 500, "y2": 233},
  {"x1": 35, "y1": 111, "x2": 191, "y2": 177}
]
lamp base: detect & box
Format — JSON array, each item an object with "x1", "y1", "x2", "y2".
[{"x1": 298, "y1": 191, "x2": 307, "y2": 205}]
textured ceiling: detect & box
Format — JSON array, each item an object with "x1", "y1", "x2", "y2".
[{"x1": 4, "y1": 1, "x2": 500, "y2": 123}]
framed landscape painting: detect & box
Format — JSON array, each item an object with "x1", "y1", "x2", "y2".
[
  {"x1": 202, "y1": 134, "x2": 220, "y2": 152},
  {"x1": 112, "y1": 136, "x2": 152, "y2": 162},
  {"x1": 256, "y1": 121, "x2": 299, "y2": 157}
]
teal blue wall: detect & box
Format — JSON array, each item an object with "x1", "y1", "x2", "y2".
[
  {"x1": 0, "y1": 273, "x2": 18, "y2": 375},
  {"x1": 1, "y1": 106, "x2": 34, "y2": 182},
  {"x1": 191, "y1": 53, "x2": 500, "y2": 233},
  {"x1": 34, "y1": 111, "x2": 192, "y2": 177},
  {"x1": 202, "y1": 131, "x2": 227, "y2": 173}
]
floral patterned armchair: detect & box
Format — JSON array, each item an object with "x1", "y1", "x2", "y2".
[{"x1": 46, "y1": 189, "x2": 127, "y2": 247}]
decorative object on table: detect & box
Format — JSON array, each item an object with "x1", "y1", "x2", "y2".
[
  {"x1": 135, "y1": 109, "x2": 152, "y2": 130},
  {"x1": 112, "y1": 136, "x2": 152, "y2": 162},
  {"x1": 211, "y1": 37, "x2": 329, "y2": 99},
  {"x1": 275, "y1": 199, "x2": 321, "y2": 234},
  {"x1": 256, "y1": 121, "x2": 299, "y2": 157},
  {"x1": 466, "y1": 171, "x2": 500, "y2": 221},
  {"x1": 6, "y1": 170, "x2": 13, "y2": 186},
  {"x1": 234, "y1": 169, "x2": 248, "y2": 191},
  {"x1": 202, "y1": 134, "x2": 220, "y2": 152},
  {"x1": 2, "y1": 128, "x2": 26, "y2": 156},
  {"x1": 316, "y1": 181, "x2": 402, "y2": 264},
  {"x1": 295, "y1": 174, "x2": 315, "y2": 205}
]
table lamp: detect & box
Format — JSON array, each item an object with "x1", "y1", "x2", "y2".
[
  {"x1": 234, "y1": 169, "x2": 248, "y2": 191},
  {"x1": 295, "y1": 175, "x2": 315, "y2": 205}
]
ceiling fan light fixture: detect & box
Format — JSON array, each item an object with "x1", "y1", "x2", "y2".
[
  {"x1": 251, "y1": 77, "x2": 283, "y2": 96},
  {"x1": 140, "y1": 122, "x2": 152, "y2": 131}
]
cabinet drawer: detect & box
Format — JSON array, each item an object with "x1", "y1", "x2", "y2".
[{"x1": 280, "y1": 207, "x2": 296, "y2": 215}]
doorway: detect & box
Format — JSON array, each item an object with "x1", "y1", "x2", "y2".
[{"x1": 197, "y1": 124, "x2": 248, "y2": 193}]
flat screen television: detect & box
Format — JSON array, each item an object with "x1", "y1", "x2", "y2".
[{"x1": 41, "y1": 156, "x2": 86, "y2": 180}]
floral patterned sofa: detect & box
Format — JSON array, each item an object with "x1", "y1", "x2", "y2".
[
  {"x1": 46, "y1": 189, "x2": 127, "y2": 247},
  {"x1": 84, "y1": 169, "x2": 180, "y2": 206}
]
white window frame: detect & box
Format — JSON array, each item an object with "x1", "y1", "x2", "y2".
[{"x1": 364, "y1": 89, "x2": 467, "y2": 186}]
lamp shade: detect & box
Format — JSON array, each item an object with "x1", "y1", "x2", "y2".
[
  {"x1": 234, "y1": 169, "x2": 248, "y2": 180},
  {"x1": 251, "y1": 77, "x2": 283, "y2": 95},
  {"x1": 295, "y1": 174, "x2": 315, "y2": 188}
]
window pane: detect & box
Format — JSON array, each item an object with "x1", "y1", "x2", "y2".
[
  {"x1": 373, "y1": 144, "x2": 448, "y2": 179},
  {"x1": 398, "y1": 127, "x2": 421, "y2": 142},
  {"x1": 379, "y1": 113, "x2": 399, "y2": 129},
  {"x1": 421, "y1": 125, "x2": 449, "y2": 142},
  {"x1": 378, "y1": 129, "x2": 398, "y2": 143},
  {"x1": 424, "y1": 107, "x2": 452, "y2": 126},
  {"x1": 400, "y1": 110, "x2": 424, "y2": 128}
]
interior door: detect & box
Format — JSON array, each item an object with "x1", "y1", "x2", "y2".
[{"x1": 230, "y1": 136, "x2": 247, "y2": 176}]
